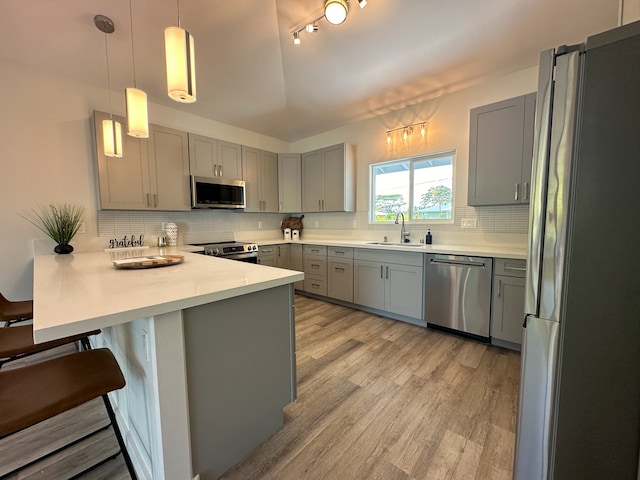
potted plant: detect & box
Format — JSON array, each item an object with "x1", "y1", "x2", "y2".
[{"x1": 20, "y1": 203, "x2": 85, "y2": 254}]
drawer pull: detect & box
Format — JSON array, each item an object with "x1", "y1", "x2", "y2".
[
  {"x1": 312, "y1": 283, "x2": 320, "y2": 288},
  {"x1": 335, "y1": 251, "x2": 345, "y2": 255},
  {"x1": 334, "y1": 267, "x2": 345, "y2": 272},
  {"x1": 311, "y1": 264, "x2": 320, "y2": 269},
  {"x1": 504, "y1": 266, "x2": 526, "y2": 272}
]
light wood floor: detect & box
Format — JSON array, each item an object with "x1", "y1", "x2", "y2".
[
  {"x1": 221, "y1": 295, "x2": 521, "y2": 480},
  {"x1": 0, "y1": 295, "x2": 520, "y2": 480}
]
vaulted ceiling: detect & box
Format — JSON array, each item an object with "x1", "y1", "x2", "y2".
[{"x1": 0, "y1": 0, "x2": 618, "y2": 141}]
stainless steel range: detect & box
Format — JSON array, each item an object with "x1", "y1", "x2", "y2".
[{"x1": 191, "y1": 241, "x2": 259, "y2": 263}]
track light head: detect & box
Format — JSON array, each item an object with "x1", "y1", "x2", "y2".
[
  {"x1": 324, "y1": 0, "x2": 348, "y2": 25},
  {"x1": 358, "y1": 0, "x2": 367, "y2": 8},
  {"x1": 293, "y1": 31, "x2": 301, "y2": 45},
  {"x1": 306, "y1": 23, "x2": 319, "y2": 33}
]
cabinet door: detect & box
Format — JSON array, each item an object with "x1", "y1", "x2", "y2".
[
  {"x1": 148, "y1": 124, "x2": 190, "y2": 211},
  {"x1": 188, "y1": 133, "x2": 217, "y2": 177},
  {"x1": 261, "y1": 151, "x2": 279, "y2": 213},
  {"x1": 354, "y1": 260, "x2": 385, "y2": 310},
  {"x1": 289, "y1": 244, "x2": 304, "y2": 290},
  {"x1": 217, "y1": 140, "x2": 242, "y2": 179},
  {"x1": 468, "y1": 93, "x2": 535, "y2": 206},
  {"x1": 491, "y1": 275, "x2": 525, "y2": 346},
  {"x1": 278, "y1": 154, "x2": 302, "y2": 213},
  {"x1": 95, "y1": 111, "x2": 151, "y2": 210},
  {"x1": 258, "y1": 256, "x2": 277, "y2": 266},
  {"x1": 385, "y1": 263, "x2": 423, "y2": 319},
  {"x1": 328, "y1": 259, "x2": 353, "y2": 303},
  {"x1": 301, "y1": 149, "x2": 323, "y2": 212},
  {"x1": 242, "y1": 146, "x2": 261, "y2": 212},
  {"x1": 277, "y1": 244, "x2": 291, "y2": 269},
  {"x1": 322, "y1": 144, "x2": 346, "y2": 212}
]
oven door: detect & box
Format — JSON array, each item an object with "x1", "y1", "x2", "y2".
[{"x1": 224, "y1": 252, "x2": 258, "y2": 264}]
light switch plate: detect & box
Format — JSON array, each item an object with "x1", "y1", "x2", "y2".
[{"x1": 461, "y1": 218, "x2": 477, "y2": 229}]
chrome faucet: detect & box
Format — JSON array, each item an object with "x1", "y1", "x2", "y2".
[{"x1": 394, "y1": 212, "x2": 410, "y2": 243}]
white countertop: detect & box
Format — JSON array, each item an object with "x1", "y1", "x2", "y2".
[
  {"x1": 33, "y1": 247, "x2": 303, "y2": 343},
  {"x1": 254, "y1": 238, "x2": 528, "y2": 260}
]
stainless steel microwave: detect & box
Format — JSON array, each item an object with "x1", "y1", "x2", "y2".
[{"x1": 190, "y1": 176, "x2": 246, "y2": 209}]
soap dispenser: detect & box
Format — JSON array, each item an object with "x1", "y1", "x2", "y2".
[{"x1": 426, "y1": 229, "x2": 433, "y2": 245}]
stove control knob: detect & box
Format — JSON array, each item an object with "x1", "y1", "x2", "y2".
[{"x1": 214, "y1": 248, "x2": 221, "y2": 255}]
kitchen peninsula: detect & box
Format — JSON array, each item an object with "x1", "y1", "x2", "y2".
[{"x1": 32, "y1": 247, "x2": 303, "y2": 480}]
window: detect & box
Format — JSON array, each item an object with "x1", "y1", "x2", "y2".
[{"x1": 370, "y1": 150, "x2": 454, "y2": 223}]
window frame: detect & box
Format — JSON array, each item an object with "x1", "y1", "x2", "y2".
[{"x1": 369, "y1": 149, "x2": 456, "y2": 224}]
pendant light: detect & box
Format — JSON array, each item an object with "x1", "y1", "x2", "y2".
[
  {"x1": 94, "y1": 15, "x2": 123, "y2": 158},
  {"x1": 125, "y1": 0, "x2": 149, "y2": 138},
  {"x1": 324, "y1": 0, "x2": 349, "y2": 25},
  {"x1": 164, "y1": 0, "x2": 196, "y2": 103}
]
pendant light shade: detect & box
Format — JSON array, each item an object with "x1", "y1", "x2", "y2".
[
  {"x1": 102, "y1": 119, "x2": 123, "y2": 157},
  {"x1": 94, "y1": 14, "x2": 123, "y2": 158},
  {"x1": 125, "y1": 87, "x2": 149, "y2": 138},
  {"x1": 164, "y1": 26, "x2": 196, "y2": 103},
  {"x1": 324, "y1": 0, "x2": 348, "y2": 25}
]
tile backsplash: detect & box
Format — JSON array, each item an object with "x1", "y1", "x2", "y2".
[{"x1": 97, "y1": 204, "x2": 529, "y2": 245}]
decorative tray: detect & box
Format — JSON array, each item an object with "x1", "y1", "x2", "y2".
[{"x1": 112, "y1": 255, "x2": 184, "y2": 269}]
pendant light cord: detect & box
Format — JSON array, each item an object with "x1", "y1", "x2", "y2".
[
  {"x1": 129, "y1": 0, "x2": 138, "y2": 88},
  {"x1": 176, "y1": 0, "x2": 181, "y2": 28},
  {"x1": 103, "y1": 33, "x2": 114, "y2": 121}
]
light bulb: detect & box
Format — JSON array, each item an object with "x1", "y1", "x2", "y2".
[
  {"x1": 358, "y1": 0, "x2": 367, "y2": 8},
  {"x1": 325, "y1": 0, "x2": 348, "y2": 25}
]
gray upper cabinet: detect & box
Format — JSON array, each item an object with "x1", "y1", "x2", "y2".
[
  {"x1": 301, "y1": 143, "x2": 356, "y2": 213},
  {"x1": 188, "y1": 133, "x2": 242, "y2": 180},
  {"x1": 94, "y1": 111, "x2": 190, "y2": 211},
  {"x1": 278, "y1": 153, "x2": 302, "y2": 213},
  {"x1": 468, "y1": 93, "x2": 536, "y2": 206},
  {"x1": 242, "y1": 146, "x2": 278, "y2": 213}
]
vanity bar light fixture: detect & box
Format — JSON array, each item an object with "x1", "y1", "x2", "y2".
[
  {"x1": 94, "y1": 15, "x2": 123, "y2": 158},
  {"x1": 385, "y1": 122, "x2": 427, "y2": 144},
  {"x1": 125, "y1": 0, "x2": 149, "y2": 138},
  {"x1": 165, "y1": 0, "x2": 196, "y2": 103},
  {"x1": 292, "y1": 0, "x2": 367, "y2": 45}
]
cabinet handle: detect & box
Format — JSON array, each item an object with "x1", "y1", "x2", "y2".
[
  {"x1": 380, "y1": 265, "x2": 383, "y2": 278},
  {"x1": 386, "y1": 266, "x2": 389, "y2": 279},
  {"x1": 515, "y1": 183, "x2": 520, "y2": 201},
  {"x1": 524, "y1": 182, "x2": 529, "y2": 201},
  {"x1": 277, "y1": 246, "x2": 280, "y2": 256},
  {"x1": 146, "y1": 193, "x2": 150, "y2": 207},
  {"x1": 153, "y1": 194, "x2": 158, "y2": 208},
  {"x1": 311, "y1": 263, "x2": 320, "y2": 269},
  {"x1": 335, "y1": 250, "x2": 345, "y2": 255},
  {"x1": 335, "y1": 267, "x2": 345, "y2": 272},
  {"x1": 311, "y1": 249, "x2": 320, "y2": 253},
  {"x1": 497, "y1": 279, "x2": 503, "y2": 297},
  {"x1": 504, "y1": 266, "x2": 526, "y2": 272},
  {"x1": 312, "y1": 283, "x2": 320, "y2": 289},
  {"x1": 318, "y1": 199, "x2": 322, "y2": 210}
]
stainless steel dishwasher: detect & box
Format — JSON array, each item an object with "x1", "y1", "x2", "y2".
[{"x1": 424, "y1": 253, "x2": 493, "y2": 341}]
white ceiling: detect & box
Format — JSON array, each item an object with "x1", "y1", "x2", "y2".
[{"x1": 0, "y1": 0, "x2": 619, "y2": 142}]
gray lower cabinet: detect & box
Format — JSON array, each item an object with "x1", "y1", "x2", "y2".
[
  {"x1": 303, "y1": 245, "x2": 328, "y2": 296},
  {"x1": 491, "y1": 258, "x2": 526, "y2": 350},
  {"x1": 258, "y1": 244, "x2": 277, "y2": 266},
  {"x1": 289, "y1": 244, "x2": 304, "y2": 290},
  {"x1": 353, "y1": 249, "x2": 424, "y2": 323},
  {"x1": 327, "y1": 247, "x2": 354, "y2": 303},
  {"x1": 468, "y1": 93, "x2": 536, "y2": 206},
  {"x1": 276, "y1": 244, "x2": 290, "y2": 269}
]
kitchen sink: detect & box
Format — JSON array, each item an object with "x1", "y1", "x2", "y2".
[{"x1": 366, "y1": 242, "x2": 425, "y2": 248}]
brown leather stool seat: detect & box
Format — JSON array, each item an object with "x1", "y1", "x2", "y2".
[
  {"x1": 0, "y1": 348, "x2": 137, "y2": 478},
  {"x1": 0, "y1": 293, "x2": 33, "y2": 326},
  {"x1": 0, "y1": 324, "x2": 101, "y2": 368}
]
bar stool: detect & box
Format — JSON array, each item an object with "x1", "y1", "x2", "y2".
[
  {"x1": 0, "y1": 292, "x2": 33, "y2": 327},
  {"x1": 0, "y1": 324, "x2": 101, "y2": 369},
  {"x1": 0, "y1": 348, "x2": 137, "y2": 479}
]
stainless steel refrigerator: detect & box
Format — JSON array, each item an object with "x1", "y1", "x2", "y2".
[{"x1": 514, "y1": 21, "x2": 640, "y2": 479}]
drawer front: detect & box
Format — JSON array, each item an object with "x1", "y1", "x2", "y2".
[
  {"x1": 259, "y1": 245, "x2": 277, "y2": 256},
  {"x1": 304, "y1": 274, "x2": 327, "y2": 296},
  {"x1": 303, "y1": 245, "x2": 327, "y2": 256},
  {"x1": 354, "y1": 248, "x2": 423, "y2": 267},
  {"x1": 328, "y1": 259, "x2": 353, "y2": 302},
  {"x1": 328, "y1": 246, "x2": 353, "y2": 259},
  {"x1": 494, "y1": 258, "x2": 527, "y2": 278},
  {"x1": 304, "y1": 257, "x2": 327, "y2": 276}
]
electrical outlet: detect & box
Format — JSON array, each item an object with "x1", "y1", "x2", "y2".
[
  {"x1": 461, "y1": 218, "x2": 477, "y2": 229},
  {"x1": 258, "y1": 221, "x2": 263, "y2": 229},
  {"x1": 78, "y1": 222, "x2": 86, "y2": 234}
]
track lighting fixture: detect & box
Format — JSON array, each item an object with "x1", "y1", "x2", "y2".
[
  {"x1": 165, "y1": 0, "x2": 196, "y2": 103},
  {"x1": 292, "y1": 0, "x2": 367, "y2": 45},
  {"x1": 95, "y1": 15, "x2": 123, "y2": 158},
  {"x1": 385, "y1": 122, "x2": 427, "y2": 144}
]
